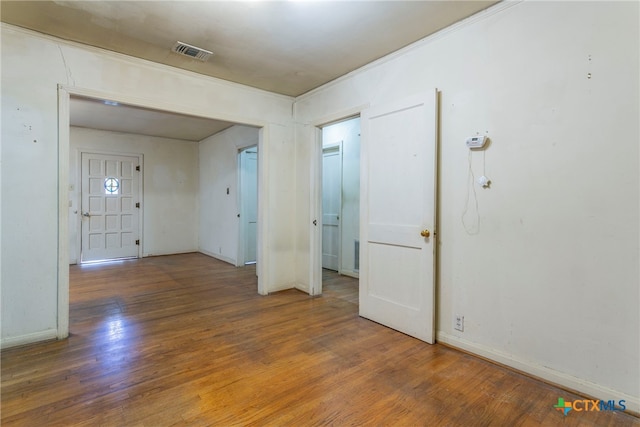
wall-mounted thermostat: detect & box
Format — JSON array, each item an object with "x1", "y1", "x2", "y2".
[{"x1": 466, "y1": 135, "x2": 487, "y2": 148}]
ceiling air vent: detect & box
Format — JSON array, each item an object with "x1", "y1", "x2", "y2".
[{"x1": 171, "y1": 41, "x2": 213, "y2": 61}]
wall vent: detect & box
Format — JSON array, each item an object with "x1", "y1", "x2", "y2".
[{"x1": 171, "y1": 41, "x2": 213, "y2": 61}]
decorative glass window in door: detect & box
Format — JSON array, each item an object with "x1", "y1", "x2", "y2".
[{"x1": 104, "y1": 177, "x2": 120, "y2": 195}]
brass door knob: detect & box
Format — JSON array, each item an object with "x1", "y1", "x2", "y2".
[{"x1": 420, "y1": 229, "x2": 430, "y2": 238}]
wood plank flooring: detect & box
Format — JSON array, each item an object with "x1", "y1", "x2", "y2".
[{"x1": 2, "y1": 253, "x2": 638, "y2": 426}]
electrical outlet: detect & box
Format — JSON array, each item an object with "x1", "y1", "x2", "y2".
[{"x1": 454, "y1": 314, "x2": 464, "y2": 332}]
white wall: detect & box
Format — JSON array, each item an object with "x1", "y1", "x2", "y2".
[
  {"x1": 293, "y1": 123, "x2": 314, "y2": 293},
  {"x1": 68, "y1": 127, "x2": 199, "y2": 263},
  {"x1": 261, "y1": 123, "x2": 296, "y2": 292},
  {"x1": 322, "y1": 118, "x2": 360, "y2": 277},
  {"x1": 1, "y1": 24, "x2": 295, "y2": 347},
  {"x1": 199, "y1": 125, "x2": 259, "y2": 265},
  {"x1": 295, "y1": 1, "x2": 639, "y2": 409}
]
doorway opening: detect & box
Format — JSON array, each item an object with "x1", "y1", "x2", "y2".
[
  {"x1": 238, "y1": 145, "x2": 258, "y2": 266},
  {"x1": 59, "y1": 86, "x2": 270, "y2": 340},
  {"x1": 320, "y1": 116, "x2": 360, "y2": 303}
]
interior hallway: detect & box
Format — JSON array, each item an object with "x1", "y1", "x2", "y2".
[{"x1": 1, "y1": 253, "x2": 637, "y2": 426}]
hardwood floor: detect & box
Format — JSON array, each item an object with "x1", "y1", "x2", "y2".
[
  {"x1": 1, "y1": 253, "x2": 638, "y2": 426},
  {"x1": 322, "y1": 268, "x2": 358, "y2": 305}
]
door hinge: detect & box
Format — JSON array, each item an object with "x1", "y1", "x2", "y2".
[
  {"x1": 136, "y1": 165, "x2": 140, "y2": 171},
  {"x1": 135, "y1": 239, "x2": 140, "y2": 246},
  {"x1": 135, "y1": 202, "x2": 140, "y2": 208}
]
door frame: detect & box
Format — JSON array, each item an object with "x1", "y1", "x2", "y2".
[
  {"x1": 310, "y1": 107, "x2": 365, "y2": 296},
  {"x1": 75, "y1": 149, "x2": 144, "y2": 263},
  {"x1": 57, "y1": 85, "x2": 271, "y2": 340}
]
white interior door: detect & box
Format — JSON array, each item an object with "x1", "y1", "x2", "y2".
[
  {"x1": 359, "y1": 92, "x2": 437, "y2": 343},
  {"x1": 322, "y1": 144, "x2": 342, "y2": 271},
  {"x1": 81, "y1": 152, "x2": 140, "y2": 262},
  {"x1": 239, "y1": 147, "x2": 258, "y2": 265}
]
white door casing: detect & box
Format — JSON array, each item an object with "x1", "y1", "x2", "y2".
[
  {"x1": 81, "y1": 152, "x2": 141, "y2": 262},
  {"x1": 359, "y1": 91, "x2": 437, "y2": 344},
  {"x1": 322, "y1": 143, "x2": 342, "y2": 271}
]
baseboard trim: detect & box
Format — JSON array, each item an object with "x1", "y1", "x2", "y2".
[
  {"x1": 198, "y1": 249, "x2": 236, "y2": 266},
  {"x1": 267, "y1": 283, "x2": 296, "y2": 294},
  {"x1": 295, "y1": 283, "x2": 310, "y2": 294},
  {"x1": 143, "y1": 249, "x2": 200, "y2": 258},
  {"x1": 437, "y1": 332, "x2": 639, "y2": 414},
  {"x1": 1, "y1": 329, "x2": 58, "y2": 349},
  {"x1": 338, "y1": 270, "x2": 359, "y2": 279}
]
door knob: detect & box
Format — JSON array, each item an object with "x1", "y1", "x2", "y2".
[
  {"x1": 83, "y1": 212, "x2": 90, "y2": 217},
  {"x1": 420, "y1": 229, "x2": 430, "y2": 238}
]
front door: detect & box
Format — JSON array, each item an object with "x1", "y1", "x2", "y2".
[
  {"x1": 81, "y1": 152, "x2": 141, "y2": 262},
  {"x1": 359, "y1": 92, "x2": 437, "y2": 343},
  {"x1": 322, "y1": 144, "x2": 342, "y2": 271}
]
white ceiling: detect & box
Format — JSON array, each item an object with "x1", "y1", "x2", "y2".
[
  {"x1": 3, "y1": 0, "x2": 498, "y2": 140},
  {"x1": 70, "y1": 97, "x2": 236, "y2": 141}
]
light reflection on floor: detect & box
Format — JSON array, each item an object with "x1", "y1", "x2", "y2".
[
  {"x1": 95, "y1": 314, "x2": 138, "y2": 377},
  {"x1": 78, "y1": 258, "x2": 134, "y2": 268},
  {"x1": 106, "y1": 316, "x2": 126, "y2": 342}
]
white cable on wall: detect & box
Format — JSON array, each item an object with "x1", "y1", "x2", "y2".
[{"x1": 461, "y1": 149, "x2": 481, "y2": 235}]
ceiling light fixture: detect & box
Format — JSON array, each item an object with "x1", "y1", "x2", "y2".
[{"x1": 172, "y1": 41, "x2": 213, "y2": 61}]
